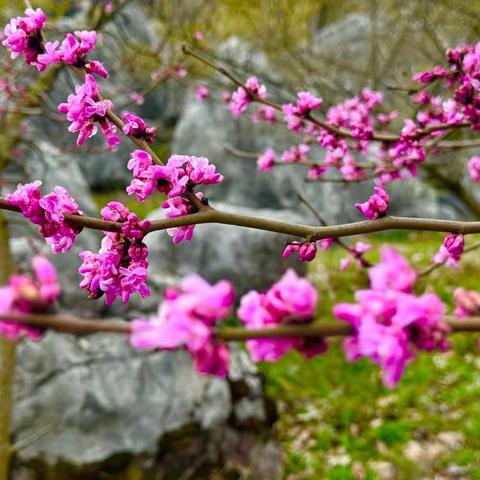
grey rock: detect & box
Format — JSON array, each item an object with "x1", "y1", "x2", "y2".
[
  {"x1": 12, "y1": 330, "x2": 267, "y2": 467},
  {"x1": 145, "y1": 202, "x2": 308, "y2": 295}
]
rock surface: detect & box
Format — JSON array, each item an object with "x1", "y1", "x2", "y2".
[
  {"x1": 12, "y1": 332, "x2": 274, "y2": 475},
  {"x1": 145, "y1": 202, "x2": 309, "y2": 296}
]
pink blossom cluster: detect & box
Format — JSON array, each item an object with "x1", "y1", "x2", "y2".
[
  {"x1": 339, "y1": 241, "x2": 372, "y2": 271},
  {"x1": 282, "y1": 91, "x2": 323, "y2": 132},
  {"x1": 2, "y1": 9, "x2": 108, "y2": 77},
  {"x1": 413, "y1": 42, "x2": 480, "y2": 128},
  {"x1": 334, "y1": 247, "x2": 449, "y2": 387},
  {"x1": 283, "y1": 238, "x2": 333, "y2": 263},
  {"x1": 228, "y1": 77, "x2": 267, "y2": 118},
  {"x1": 1, "y1": 8, "x2": 46, "y2": 70},
  {"x1": 195, "y1": 85, "x2": 209, "y2": 101},
  {"x1": 6, "y1": 181, "x2": 82, "y2": 253},
  {"x1": 355, "y1": 187, "x2": 389, "y2": 220},
  {"x1": 58, "y1": 74, "x2": 120, "y2": 149},
  {"x1": 122, "y1": 112, "x2": 157, "y2": 144},
  {"x1": 238, "y1": 269, "x2": 328, "y2": 362},
  {"x1": 468, "y1": 156, "x2": 480, "y2": 182},
  {"x1": 454, "y1": 288, "x2": 480, "y2": 317},
  {"x1": 127, "y1": 152, "x2": 222, "y2": 243},
  {"x1": 281, "y1": 143, "x2": 310, "y2": 164},
  {"x1": 78, "y1": 202, "x2": 151, "y2": 305},
  {"x1": 251, "y1": 105, "x2": 277, "y2": 124},
  {"x1": 326, "y1": 88, "x2": 383, "y2": 140},
  {"x1": 130, "y1": 274, "x2": 234, "y2": 377},
  {"x1": 256, "y1": 147, "x2": 276, "y2": 171},
  {"x1": 0, "y1": 256, "x2": 60, "y2": 341},
  {"x1": 127, "y1": 151, "x2": 222, "y2": 202},
  {"x1": 432, "y1": 234, "x2": 465, "y2": 268}
]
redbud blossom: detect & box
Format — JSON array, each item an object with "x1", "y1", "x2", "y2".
[
  {"x1": 256, "y1": 147, "x2": 276, "y2": 171},
  {"x1": 58, "y1": 74, "x2": 120, "y2": 149},
  {"x1": 6, "y1": 181, "x2": 82, "y2": 253},
  {"x1": 454, "y1": 288, "x2": 480, "y2": 317},
  {"x1": 79, "y1": 202, "x2": 151, "y2": 305},
  {"x1": 355, "y1": 187, "x2": 389, "y2": 220},
  {"x1": 130, "y1": 275, "x2": 234, "y2": 377},
  {"x1": 334, "y1": 247, "x2": 448, "y2": 387},
  {"x1": 228, "y1": 77, "x2": 267, "y2": 118},
  {"x1": 238, "y1": 270, "x2": 328, "y2": 362},
  {"x1": 0, "y1": 256, "x2": 60, "y2": 341},
  {"x1": 195, "y1": 85, "x2": 209, "y2": 101},
  {"x1": 2, "y1": 8, "x2": 46, "y2": 70},
  {"x1": 468, "y1": 156, "x2": 480, "y2": 182},
  {"x1": 433, "y1": 234, "x2": 465, "y2": 268}
]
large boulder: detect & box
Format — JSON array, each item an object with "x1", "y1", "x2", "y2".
[{"x1": 12, "y1": 332, "x2": 279, "y2": 478}]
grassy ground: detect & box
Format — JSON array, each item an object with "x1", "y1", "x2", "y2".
[{"x1": 260, "y1": 232, "x2": 480, "y2": 480}]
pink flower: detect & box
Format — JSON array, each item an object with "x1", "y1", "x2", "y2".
[
  {"x1": 256, "y1": 147, "x2": 276, "y2": 171},
  {"x1": 122, "y1": 112, "x2": 156, "y2": 143},
  {"x1": 228, "y1": 76, "x2": 267, "y2": 118},
  {"x1": 282, "y1": 91, "x2": 322, "y2": 132},
  {"x1": 0, "y1": 256, "x2": 61, "y2": 341},
  {"x1": 126, "y1": 150, "x2": 164, "y2": 201},
  {"x1": 79, "y1": 202, "x2": 150, "y2": 304},
  {"x1": 193, "y1": 31, "x2": 205, "y2": 41},
  {"x1": 58, "y1": 74, "x2": 120, "y2": 149},
  {"x1": 195, "y1": 85, "x2": 209, "y2": 101},
  {"x1": 6, "y1": 182, "x2": 82, "y2": 253},
  {"x1": 334, "y1": 288, "x2": 448, "y2": 388},
  {"x1": 238, "y1": 270, "x2": 327, "y2": 362},
  {"x1": 2, "y1": 8, "x2": 47, "y2": 71},
  {"x1": 251, "y1": 105, "x2": 277, "y2": 124},
  {"x1": 468, "y1": 156, "x2": 480, "y2": 182},
  {"x1": 129, "y1": 91, "x2": 144, "y2": 105},
  {"x1": 369, "y1": 247, "x2": 417, "y2": 293},
  {"x1": 281, "y1": 144, "x2": 309, "y2": 164},
  {"x1": 283, "y1": 242, "x2": 317, "y2": 262},
  {"x1": 355, "y1": 187, "x2": 389, "y2": 220},
  {"x1": 454, "y1": 288, "x2": 480, "y2": 317},
  {"x1": 159, "y1": 154, "x2": 223, "y2": 198},
  {"x1": 433, "y1": 234, "x2": 465, "y2": 268},
  {"x1": 130, "y1": 274, "x2": 234, "y2": 377},
  {"x1": 31, "y1": 255, "x2": 60, "y2": 302}
]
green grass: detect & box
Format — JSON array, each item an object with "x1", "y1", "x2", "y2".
[{"x1": 258, "y1": 232, "x2": 480, "y2": 479}]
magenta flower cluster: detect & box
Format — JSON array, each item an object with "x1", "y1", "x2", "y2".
[
  {"x1": 433, "y1": 233, "x2": 465, "y2": 268},
  {"x1": 6, "y1": 181, "x2": 82, "y2": 253},
  {"x1": 130, "y1": 275, "x2": 234, "y2": 377},
  {"x1": 468, "y1": 156, "x2": 480, "y2": 182},
  {"x1": 283, "y1": 238, "x2": 334, "y2": 263},
  {"x1": 355, "y1": 187, "x2": 389, "y2": 220},
  {"x1": 122, "y1": 112, "x2": 157, "y2": 144},
  {"x1": 283, "y1": 91, "x2": 323, "y2": 132},
  {"x1": 0, "y1": 255, "x2": 60, "y2": 341},
  {"x1": 127, "y1": 152, "x2": 222, "y2": 243},
  {"x1": 334, "y1": 247, "x2": 449, "y2": 387},
  {"x1": 228, "y1": 77, "x2": 267, "y2": 118},
  {"x1": 238, "y1": 269, "x2": 328, "y2": 362},
  {"x1": 2, "y1": 8, "x2": 46, "y2": 70},
  {"x1": 79, "y1": 201, "x2": 151, "y2": 305},
  {"x1": 58, "y1": 74, "x2": 120, "y2": 149},
  {"x1": 2, "y1": 8, "x2": 107, "y2": 77}
]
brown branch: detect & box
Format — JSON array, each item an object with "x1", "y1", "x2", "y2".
[
  {"x1": 182, "y1": 46, "x2": 472, "y2": 145},
  {"x1": 2, "y1": 312, "x2": 480, "y2": 339},
  {"x1": 1, "y1": 197, "x2": 480, "y2": 240}
]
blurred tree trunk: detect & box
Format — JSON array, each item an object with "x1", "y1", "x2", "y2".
[{"x1": 0, "y1": 211, "x2": 15, "y2": 479}]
